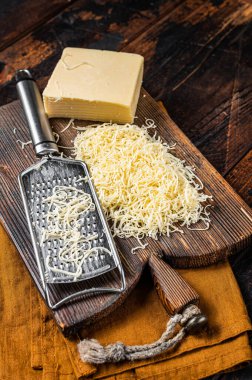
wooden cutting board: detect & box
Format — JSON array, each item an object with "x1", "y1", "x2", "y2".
[{"x1": 0, "y1": 89, "x2": 251, "y2": 336}]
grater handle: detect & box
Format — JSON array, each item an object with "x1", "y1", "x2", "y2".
[{"x1": 16, "y1": 69, "x2": 59, "y2": 157}]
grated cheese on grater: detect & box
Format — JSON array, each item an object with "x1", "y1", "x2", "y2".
[
  {"x1": 74, "y1": 120, "x2": 212, "y2": 252},
  {"x1": 40, "y1": 185, "x2": 112, "y2": 280}
]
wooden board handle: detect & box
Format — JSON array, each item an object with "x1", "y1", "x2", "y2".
[{"x1": 148, "y1": 253, "x2": 200, "y2": 314}]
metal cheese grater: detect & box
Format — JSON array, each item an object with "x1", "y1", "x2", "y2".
[{"x1": 16, "y1": 70, "x2": 125, "y2": 310}]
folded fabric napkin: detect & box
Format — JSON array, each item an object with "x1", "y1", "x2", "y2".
[{"x1": 0, "y1": 222, "x2": 251, "y2": 380}]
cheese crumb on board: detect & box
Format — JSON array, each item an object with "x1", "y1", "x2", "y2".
[
  {"x1": 74, "y1": 121, "x2": 212, "y2": 249},
  {"x1": 43, "y1": 48, "x2": 144, "y2": 123}
]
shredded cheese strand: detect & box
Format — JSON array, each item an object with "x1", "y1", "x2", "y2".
[
  {"x1": 16, "y1": 139, "x2": 32, "y2": 149},
  {"x1": 60, "y1": 118, "x2": 74, "y2": 133},
  {"x1": 41, "y1": 185, "x2": 111, "y2": 280},
  {"x1": 74, "y1": 121, "x2": 212, "y2": 252}
]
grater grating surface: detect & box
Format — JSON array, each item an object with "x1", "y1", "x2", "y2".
[{"x1": 20, "y1": 157, "x2": 118, "y2": 284}]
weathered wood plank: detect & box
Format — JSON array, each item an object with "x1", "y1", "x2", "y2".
[
  {"x1": 125, "y1": 0, "x2": 252, "y2": 86},
  {"x1": 0, "y1": 0, "x2": 75, "y2": 51},
  {"x1": 225, "y1": 150, "x2": 252, "y2": 207},
  {"x1": 165, "y1": 22, "x2": 252, "y2": 176},
  {"x1": 124, "y1": 0, "x2": 252, "y2": 175},
  {"x1": 0, "y1": 0, "x2": 184, "y2": 102},
  {"x1": 224, "y1": 151, "x2": 252, "y2": 331}
]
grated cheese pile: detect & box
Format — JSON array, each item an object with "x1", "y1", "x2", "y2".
[
  {"x1": 74, "y1": 121, "x2": 212, "y2": 249},
  {"x1": 40, "y1": 185, "x2": 111, "y2": 280}
]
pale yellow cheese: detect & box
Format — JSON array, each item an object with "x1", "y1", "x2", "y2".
[
  {"x1": 43, "y1": 48, "x2": 144, "y2": 123},
  {"x1": 74, "y1": 122, "x2": 213, "y2": 254}
]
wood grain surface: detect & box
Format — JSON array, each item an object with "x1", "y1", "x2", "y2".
[
  {"x1": 0, "y1": 0, "x2": 75, "y2": 51},
  {"x1": 0, "y1": 89, "x2": 251, "y2": 335},
  {"x1": 0, "y1": 0, "x2": 251, "y2": 376},
  {"x1": 148, "y1": 253, "x2": 199, "y2": 314}
]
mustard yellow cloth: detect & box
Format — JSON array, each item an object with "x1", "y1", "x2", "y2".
[{"x1": 0, "y1": 223, "x2": 251, "y2": 380}]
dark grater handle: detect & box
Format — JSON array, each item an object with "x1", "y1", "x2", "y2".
[{"x1": 16, "y1": 69, "x2": 59, "y2": 157}]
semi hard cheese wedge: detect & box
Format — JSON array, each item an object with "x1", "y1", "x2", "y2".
[{"x1": 43, "y1": 48, "x2": 144, "y2": 123}]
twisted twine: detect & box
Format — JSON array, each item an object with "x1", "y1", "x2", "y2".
[{"x1": 78, "y1": 304, "x2": 201, "y2": 364}]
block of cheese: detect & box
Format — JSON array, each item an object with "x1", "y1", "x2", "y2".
[{"x1": 43, "y1": 48, "x2": 144, "y2": 123}]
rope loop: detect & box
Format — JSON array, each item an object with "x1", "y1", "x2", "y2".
[{"x1": 78, "y1": 304, "x2": 204, "y2": 364}]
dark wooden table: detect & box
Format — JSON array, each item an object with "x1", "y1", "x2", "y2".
[{"x1": 0, "y1": 0, "x2": 251, "y2": 378}]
